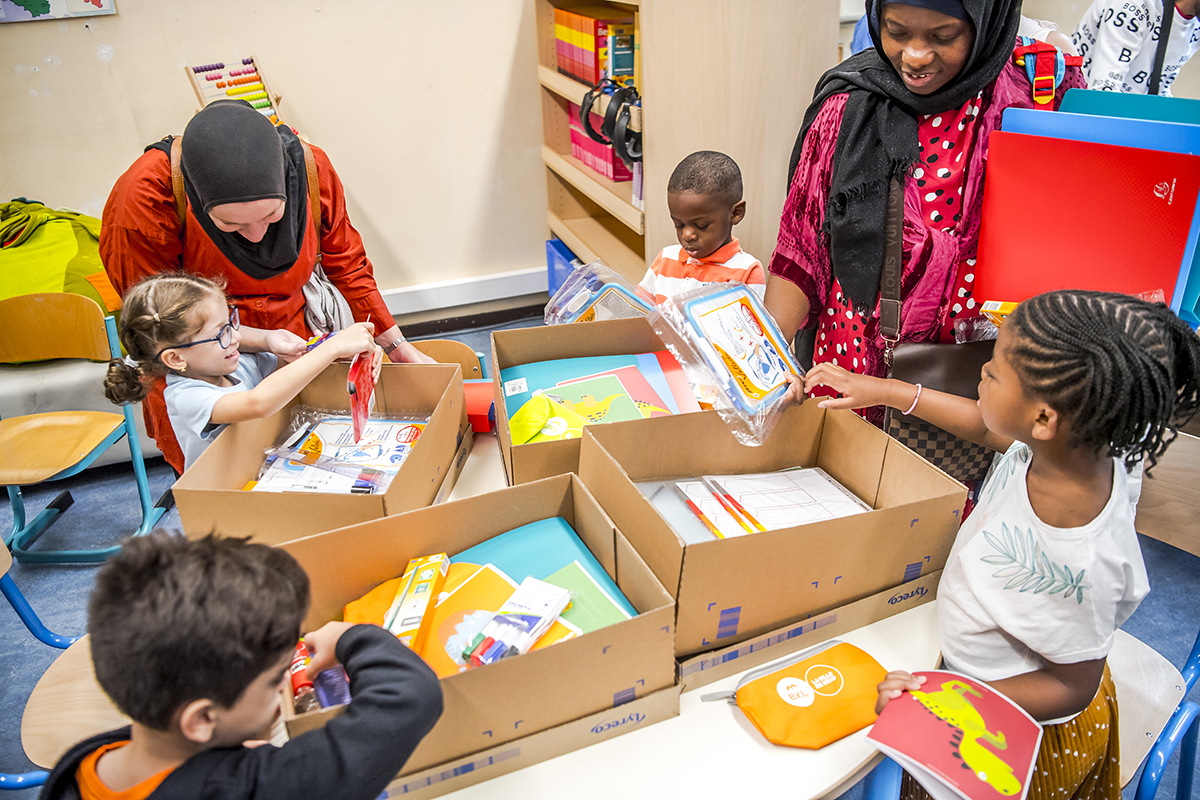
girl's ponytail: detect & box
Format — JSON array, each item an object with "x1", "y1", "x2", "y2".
[{"x1": 106, "y1": 272, "x2": 226, "y2": 406}]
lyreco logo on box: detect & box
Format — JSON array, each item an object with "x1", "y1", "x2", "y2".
[
  {"x1": 776, "y1": 664, "x2": 844, "y2": 707},
  {"x1": 590, "y1": 710, "x2": 646, "y2": 735},
  {"x1": 887, "y1": 585, "x2": 927, "y2": 605}
]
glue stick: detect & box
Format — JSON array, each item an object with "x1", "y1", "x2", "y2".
[{"x1": 289, "y1": 642, "x2": 321, "y2": 714}]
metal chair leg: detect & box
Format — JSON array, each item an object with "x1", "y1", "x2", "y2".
[{"x1": 0, "y1": 574, "x2": 78, "y2": 649}]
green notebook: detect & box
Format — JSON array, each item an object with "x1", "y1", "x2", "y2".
[{"x1": 544, "y1": 560, "x2": 633, "y2": 634}]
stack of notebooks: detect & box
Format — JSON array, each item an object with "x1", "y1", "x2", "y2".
[
  {"x1": 344, "y1": 517, "x2": 638, "y2": 679},
  {"x1": 975, "y1": 88, "x2": 1200, "y2": 327},
  {"x1": 500, "y1": 351, "x2": 701, "y2": 444}
]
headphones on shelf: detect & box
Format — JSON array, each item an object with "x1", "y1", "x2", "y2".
[{"x1": 578, "y1": 79, "x2": 642, "y2": 166}]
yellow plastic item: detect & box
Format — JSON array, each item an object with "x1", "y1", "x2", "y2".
[{"x1": 508, "y1": 394, "x2": 590, "y2": 444}]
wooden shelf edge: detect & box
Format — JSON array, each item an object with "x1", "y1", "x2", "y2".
[
  {"x1": 542, "y1": 146, "x2": 644, "y2": 235},
  {"x1": 537, "y1": 65, "x2": 641, "y2": 132},
  {"x1": 547, "y1": 211, "x2": 645, "y2": 279}
]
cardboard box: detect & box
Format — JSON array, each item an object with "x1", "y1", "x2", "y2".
[
  {"x1": 677, "y1": 569, "x2": 941, "y2": 692},
  {"x1": 276, "y1": 473, "x2": 677, "y2": 777},
  {"x1": 381, "y1": 684, "x2": 679, "y2": 799},
  {"x1": 492, "y1": 317, "x2": 670, "y2": 485},
  {"x1": 578, "y1": 403, "x2": 967, "y2": 657},
  {"x1": 174, "y1": 363, "x2": 466, "y2": 544}
]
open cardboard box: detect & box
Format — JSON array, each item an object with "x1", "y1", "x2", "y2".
[
  {"x1": 276, "y1": 473, "x2": 677, "y2": 781},
  {"x1": 491, "y1": 317, "x2": 674, "y2": 485},
  {"x1": 174, "y1": 363, "x2": 466, "y2": 544},
  {"x1": 578, "y1": 402, "x2": 967, "y2": 657}
]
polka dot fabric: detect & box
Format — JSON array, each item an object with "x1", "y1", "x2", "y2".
[
  {"x1": 811, "y1": 91, "x2": 985, "y2": 423},
  {"x1": 899, "y1": 667, "x2": 1121, "y2": 800}
]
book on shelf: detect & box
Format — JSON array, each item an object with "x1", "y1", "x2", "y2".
[{"x1": 554, "y1": 6, "x2": 636, "y2": 88}]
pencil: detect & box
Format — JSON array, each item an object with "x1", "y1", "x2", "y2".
[
  {"x1": 672, "y1": 483, "x2": 724, "y2": 540},
  {"x1": 698, "y1": 476, "x2": 755, "y2": 535},
  {"x1": 713, "y1": 478, "x2": 768, "y2": 533}
]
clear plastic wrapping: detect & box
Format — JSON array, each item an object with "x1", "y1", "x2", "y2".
[
  {"x1": 544, "y1": 259, "x2": 652, "y2": 325},
  {"x1": 248, "y1": 406, "x2": 430, "y2": 494},
  {"x1": 648, "y1": 283, "x2": 803, "y2": 446}
]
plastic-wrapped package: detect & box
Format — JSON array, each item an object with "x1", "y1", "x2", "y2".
[
  {"x1": 544, "y1": 260, "x2": 652, "y2": 325},
  {"x1": 248, "y1": 406, "x2": 429, "y2": 494},
  {"x1": 648, "y1": 283, "x2": 803, "y2": 446}
]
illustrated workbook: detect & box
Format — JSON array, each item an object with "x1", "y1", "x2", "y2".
[{"x1": 868, "y1": 671, "x2": 1043, "y2": 800}]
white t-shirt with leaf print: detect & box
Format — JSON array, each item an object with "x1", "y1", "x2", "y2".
[{"x1": 937, "y1": 442, "x2": 1149, "y2": 688}]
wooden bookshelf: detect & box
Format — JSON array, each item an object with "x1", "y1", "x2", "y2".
[{"x1": 535, "y1": 0, "x2": 837, "y2": 283}]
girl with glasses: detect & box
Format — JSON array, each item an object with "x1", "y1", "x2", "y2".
[{"x1": 105, "y1": 273, "x2": 381, "y2": 472}]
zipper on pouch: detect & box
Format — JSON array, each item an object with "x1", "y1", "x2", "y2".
[{"x1": 699, "y1": 639, "x2": 844, "y2": 705}]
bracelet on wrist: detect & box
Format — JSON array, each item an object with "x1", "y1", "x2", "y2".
[{"x1": 902, "y1": 383, "x2": 922, "y2": 416}]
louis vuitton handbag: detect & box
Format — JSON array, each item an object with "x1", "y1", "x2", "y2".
[{"x1": 878, "y1": 178, "x2": 995, "y2": 485}]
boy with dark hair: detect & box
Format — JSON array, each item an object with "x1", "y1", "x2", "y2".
[
  {"x1": 40, "y1": 534, "x2": 443, "y2": 800},
  {"x1": 637, "y1": 150, "x2": 764, "y2": 305}
]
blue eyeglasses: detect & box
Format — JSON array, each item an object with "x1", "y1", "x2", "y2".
[{"x1": 155, "y1": 306, "x2": 240, "y2": 361}]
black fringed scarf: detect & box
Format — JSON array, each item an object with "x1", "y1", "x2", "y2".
[{"x1": 787, "y1": 0, "x2": 1021, "y2": 313}]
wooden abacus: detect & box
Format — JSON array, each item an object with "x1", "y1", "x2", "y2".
[{"x1": 185, "y1": 56, "x2": 282, "y2": 124}]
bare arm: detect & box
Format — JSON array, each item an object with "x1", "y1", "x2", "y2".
[
  {"x1": 764, "y1": 274, "x2": 811, "y2": 348},
  {"x1": 209, "y1": 323, "x2": 376, "y2": 425},
  {"x1": 801, "y1": 363, "x2": 1014, "y2": 452},
  {"x1": 987, "y1": 658, "x2": 1107, "y2": 722},
  {"x1": 373, "y1": 324, "x2": 435, "y2": 365}
]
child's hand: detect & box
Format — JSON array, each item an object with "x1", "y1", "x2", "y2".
[
  {"x1": 302, "y1": 621, "x2": 357, "y2": 678},
  {"x1": 371, "y1": 345, "x2": 385, "y2": 383},
  {"x1": 264, "y1": 329, "x2": 308, "y2": 362},
  {"x1": 320, "y1": 322, "x2": 377, "y2": 361},
  {"x1": 804, "y1": 363, "x2": 891, "y2": 410},
  {"x1": 876, "y1": 670, "x2": 925, "y2": 714},
  {"x1": 782, "y1": 372, "x2": 807, "y2": 406}
]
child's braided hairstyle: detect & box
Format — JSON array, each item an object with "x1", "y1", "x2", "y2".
[{"x1": 1006, "y1": 290, "x2": 1200, "y2": 472}]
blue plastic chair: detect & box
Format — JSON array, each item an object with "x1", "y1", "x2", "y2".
[
  {"x1": 0, "y1": 539, "x2": 80, "y2": 788},
  {"x1": 0, "y1": 293, "x2": 164, "y2": 563},
  {"x1": 1133, "y1": 626, "x2": 1199, "y2": 800}
]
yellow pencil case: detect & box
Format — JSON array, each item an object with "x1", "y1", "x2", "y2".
[{"x1": 703, "y1": 640, "x2": 888, "y2": 749}]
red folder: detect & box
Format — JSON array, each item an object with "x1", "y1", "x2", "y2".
[{"x1": 974, "y1": 131, "x2": 1200, "y2": 306}]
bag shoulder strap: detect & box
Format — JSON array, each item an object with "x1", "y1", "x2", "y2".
[
  {"x1": 166, "y1": 131, "x2": 322, "y2": 254},
  {"x1": 1149, "y1": 5, "x2": 1175, "y2": 95},
  {"x1": 169, "y1": 136, "x2": 186, "y2": 228},
  {"x1": 879, "y1": 176, "x2": 904, "y2": 369}
]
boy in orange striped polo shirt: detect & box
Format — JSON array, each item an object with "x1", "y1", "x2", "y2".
[{"x1": 638, "y1": 151, "x2": 764, "y2": 305}]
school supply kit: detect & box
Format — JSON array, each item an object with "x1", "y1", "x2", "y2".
[
  {"x1": 702, "y1": 640, "x2": 888, "y2": 749},
  {"x1": 544, "y1": 260, "x2": 652, "y2": 324},
  {"x1": 247, "y1": 405, "x2": 429, "y2": 494},
  {"x1": 638, "y1": 467, "x2": 870, "y2": 543},
  {"x1": 649, "y1": 282, "x2": 804, "y2": 445}
]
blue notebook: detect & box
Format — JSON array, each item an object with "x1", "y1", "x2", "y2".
[
  {"x1": 1060, "y1": 88, "x2": 1200, "y2": 126},
  {"x1": 452, "y1": 517, "x2": 638, "y2": 618},
  {"x1": 1002, "y1": 107, "x2": 1200, "y2": 325}
]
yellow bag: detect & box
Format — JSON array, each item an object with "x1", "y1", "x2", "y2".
[
  {"x1": 509, "y1": 393, "x2": 590, "y2": 443},
  {"x1": 703, "y1": 640, "x2": 888, "y2": 749}
]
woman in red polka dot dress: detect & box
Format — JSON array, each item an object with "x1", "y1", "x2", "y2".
[{"x1": 765, "y1": 0, "x2": 1085, "y2": 427}]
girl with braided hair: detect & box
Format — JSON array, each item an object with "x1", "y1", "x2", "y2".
[
  {"x1": 795, "y1": 289, "x2": 1200, "y2": 800},
  {"x1": 105, "y1": 272, "x2": 381, "y2": 472}
]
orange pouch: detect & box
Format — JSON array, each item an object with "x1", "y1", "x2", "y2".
[{"x1": 702, "y1": 640, "x2": 888, "y2": 749}]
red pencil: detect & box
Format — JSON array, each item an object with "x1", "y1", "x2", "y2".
[{"x1": 672, "y1": 484, "x2": 724, "y2": 540}]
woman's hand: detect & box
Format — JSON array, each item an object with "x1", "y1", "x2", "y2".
[
  {"x1": 876, "y1": 670, "x2": 925, "y2": 714},
  {"x1": 388, "y1": 340, "x2": 436, "y2": 364},
  {"x1": 263, "y1": 329, "x2": 308, "y2": 362},
  {"x1": 804, "y1": 363, "x2": 899, "y2": 410}
]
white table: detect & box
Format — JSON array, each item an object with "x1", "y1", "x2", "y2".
[{"x1": 442, "y1": 601, "x2": 941, "y2": 800}]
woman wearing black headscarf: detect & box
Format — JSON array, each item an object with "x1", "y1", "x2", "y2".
[
  {"x1": 101, "y1": 100, "x2": 433, "y2": 473},
  {"x1": 765, "y1": 0, "x2": 1084, "y2": 424}
]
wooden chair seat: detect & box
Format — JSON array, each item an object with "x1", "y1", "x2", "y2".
[
  {"x1": 0, "y1": 411, "x2": 124, "y2": 485},
  {"x1": 1109, "y1": 629, "x2": 1188, "y2": 787},
  {"x1": 413, "y1": 339, "x2": 484, "y2": 379},
  {"x1": 22, "y1": 636, "x2": 129, "y2": 769}
]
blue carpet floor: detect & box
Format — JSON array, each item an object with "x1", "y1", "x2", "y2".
[{"x1": 0, "y1": 317, "x2": 1196, "y2": 799}]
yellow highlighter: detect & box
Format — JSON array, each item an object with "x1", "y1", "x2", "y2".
[{"x1": 383, "y1": 553, "x2": 449, "y2": 652}]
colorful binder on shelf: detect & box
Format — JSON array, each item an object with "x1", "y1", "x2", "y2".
[
  {"x1": 974, "y1": 131, "x2": 1200, "y2": 316},
  {"x1": 1060, "y1": 87, "x2": 1200, "y2": 126},
  {"x1": 1000, "y1": 108, "x2": 1200, "y2": 324}
]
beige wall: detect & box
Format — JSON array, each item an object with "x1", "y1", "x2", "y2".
[
  {"x1": 0, "y1": 0, "x2": 548, "y2": 296},
  {"x1": 1024, "y1": 0, "x2": 1200, "y2": 98}
]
